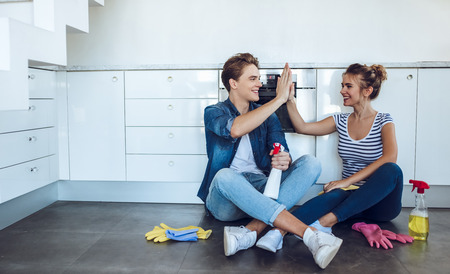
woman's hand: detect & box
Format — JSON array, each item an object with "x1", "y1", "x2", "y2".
[
  {"x1": 270, "y1": 150, "x2": 291, "y2": 171},
  {"x1": 323, "y1": 179, "x2": 352, "y2": 193},
  {"x1": 288, "y1": 82, "x2": 296, "y2": 102},
  {"x1": 276, "y1": 63, "x2": 294, "y2": 103}
]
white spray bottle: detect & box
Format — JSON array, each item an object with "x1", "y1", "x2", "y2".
[{"x1": 263, "y1": 143, "x2": 284, "y2": 199}]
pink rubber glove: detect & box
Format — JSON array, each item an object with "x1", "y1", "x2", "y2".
[
  {"x1": 382, "y1": 230, "x2": 414, "y2": 243},
  {"x1": 352, "y1": 222, "x2": 393, "y2": 249}
]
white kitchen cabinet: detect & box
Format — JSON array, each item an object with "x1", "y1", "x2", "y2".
[
  {"x1": 316, "y1": 68, "x2": 417, "y2": 184},
  {"x1": 0, "y1": 100, "x2": 55, "y2": 134},
  {"x1": 285, "y1": 88, "x2": 316, "y2": 161},
  {"x1": 125, "y1": 99, "x2": 216, "y2": 127},
  {"x1": 372, "y1": 69, "x2": 417, "y2": 185},
  {"x1": 415, "y1": 69, "x2": 450, "y2": 185},
  {"x1": 316, "y1": 69, "x2": 352, "y2": 184},
  {"x1": 125, "y1": 70, "x2": 217, "y2": 183},
  {"x1": 0, "y1": 128, "x2": 51, "y2": 168},
  {"x1": 0, "y1": 68, "x2": 57, "y2": 204},
  {"x1": 67, "y1": 71, "x2": 126, "y2": 181},
  {"x1": 126, "y1": 127, "x2": 206, "y2": 154},
  {"x1": 0, "y1": 157, "x2": 51, "y2": 203},
  {"x1": 29, "y1": 69, "x2": 56, "y2": 99},
  {"x1": 125, "y1": 70, "x2": 218, "y2": 99},
  {"x1": 127, "y1": 155, "x2": 208, "y2": 182}
]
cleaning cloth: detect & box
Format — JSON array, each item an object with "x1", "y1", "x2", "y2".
[
  {"x1": 165, "y1": 228, "x2": 199, "y2": 242},
  {"x1": 145, "y1": 223, "x2": 212, "y2": 243}
]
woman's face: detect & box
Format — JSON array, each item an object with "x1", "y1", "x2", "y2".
[{"x1": 340, "y1": 74, "x2": 363, "y2": 106}]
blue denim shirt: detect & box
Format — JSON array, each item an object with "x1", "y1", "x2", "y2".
[{"x1": 197, "y1": 98, "x2": 289, "y2": 202}]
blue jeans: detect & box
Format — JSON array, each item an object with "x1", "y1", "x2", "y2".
[
  {"x1": 291, "y1": 162, "x2": 403, "y2": 224},
  {"x1": 206, "y1": 154, "x2": 321, "y2": 226}
]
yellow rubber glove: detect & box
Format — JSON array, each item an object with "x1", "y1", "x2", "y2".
[
  {"x1": 145, "y1": 225, "x2": 171, "y2": 242},
  {"x1": 160, "y1": 223, "x2": 212, "y2": 240}
]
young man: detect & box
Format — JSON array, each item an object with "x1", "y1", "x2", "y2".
[{"x1": 197, "y1": 53, "x2": 343, "y2": 269}]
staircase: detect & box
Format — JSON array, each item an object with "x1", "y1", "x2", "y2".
[{"x1": 0, "y1": 0, "x2": 104, "y2": 111}]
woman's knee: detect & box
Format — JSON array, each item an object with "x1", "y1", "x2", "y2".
[{"x1": 379, "y1": 162, "x2": 403, "y2": 177}]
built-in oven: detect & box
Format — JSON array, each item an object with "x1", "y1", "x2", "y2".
[{"x1": 219, "y1": 68, "x2": 316, "y2": 132}]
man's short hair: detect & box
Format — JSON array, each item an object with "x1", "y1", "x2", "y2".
[{"x1": 221, "y1": 53, "x2": 259, "y2": 92}]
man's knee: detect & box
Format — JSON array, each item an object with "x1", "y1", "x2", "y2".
[
  {"x1": 211, "y1": 168, "x2": 238, "y2": 190},
  {"x1": 291, "y1": 154, "x2": 322, "y2": 176}
]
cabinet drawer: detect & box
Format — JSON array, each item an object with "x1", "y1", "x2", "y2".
[
  {"x1": 126, "y1": 99, "x2": 216, "y2": 126},
  {"x1": 127, "y1": 155, "x2": 207, "y2": 182},
  {"x1": 0, "y1": 128, "x2": 53, "y2": 168},
  {"x1": 126, "y1": 127, "x2": 206, "y2": 154},
  {"x1": 125, "y1": 70, "x2": 218, "y2": 99},
  {"x1": 0, "y1": 157, "x2": 52, "y2": 203},
  {"x1": 0, "y1": 100, "x2": 55, "y2": 133},
  {"x1": 29, "y1": 68, "x2": 56, "y2": 99}
]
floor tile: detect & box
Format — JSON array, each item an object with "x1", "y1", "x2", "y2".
[
  {"x1": 0, "y1": 203, "x2": 449, "y2": 274},
  {"x1": 4, "y1": 201, "x2": 135, "y2": 234},
  {"x1": 66, "y1": 233, "x2": 191, "y2": 274},
  {"x1": 0, "y1": 230, "x2": 103, "y2": 267}
]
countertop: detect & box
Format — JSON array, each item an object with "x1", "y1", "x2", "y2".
[{"x1": 34, "y1": 61, "x2": 450, "y2": 71}]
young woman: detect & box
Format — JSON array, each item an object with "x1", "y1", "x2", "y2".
[{"x1": 287, "y1": 63, "x2": 403, "y2": 234}]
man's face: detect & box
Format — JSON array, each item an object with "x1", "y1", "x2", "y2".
[{"x1": 232, "y1": 64, "x2": 262, "y2": 102}]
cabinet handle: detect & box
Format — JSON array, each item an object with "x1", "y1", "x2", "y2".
[
  {"x1": 28, "y1": 136, "x2": 37, "y2": 142},
  {"x1": 407, "y1": 74, "x2": 413, "y2": 80},
  {"x1": 168, "y1": 133, "x2": 174, "y2": 139},
  {"x1": 112, "y1": 76, "x2": 118, "y2": 82},
  {"x1": 30, "y1": 167, "x2": 39, "y2": 173},
  {"x1": 168, "y1": 161, "x2": 174, "y2": 167},
  {"x1": 28, "y1": 74, "x2": 35, "y2": 80},
  {"x1": 167, "y1": 76, "x2": 173, "y2": 82},
  {"x1": 28, "y1": 105, "x2": 36, "y2": 111},
  {"x1": 167, "y1": 104, "x2": 174, "y2": 110}
]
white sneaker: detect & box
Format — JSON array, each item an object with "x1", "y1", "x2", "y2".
[
  {"x1": 223, "y1": 226, "x2": 257, "y2": 256},
  {"x1": 256, "y1": 229, "x2": 283, "y2": 253},
  {"x1": 310, "y1": 220, "x2": 333, "y2": 235},
  {"x1": 303, "y1": 228, "x2": 343, "y2": 269},
  {"x1": 294, "y1": 221, "x2": 333, "y2": 241}
]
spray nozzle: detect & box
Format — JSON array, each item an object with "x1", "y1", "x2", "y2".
[
  {"x1": 410, "y1": 179, "x2": 430, "y2": 194},
  {"x1": 272, "y1": 143, "x2": 284, "y2": 155},
  {"x1": 273, "y1": 143, "x2": 281, "y2": 154}
]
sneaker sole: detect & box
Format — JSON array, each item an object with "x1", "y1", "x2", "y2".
[
  {"x1": 315, "y1": 238, "x2": 343, "y2": 269},
  {"x1": 255, "y1": 241, "x2": 277, "y2": 253},
  {"x1": 223, "y1": 227, "x2": 235, "y2": 256}
]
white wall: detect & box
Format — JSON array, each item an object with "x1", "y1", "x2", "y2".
[{"x1": 67, "y1": 0, "x2": 450, "y2": 66}]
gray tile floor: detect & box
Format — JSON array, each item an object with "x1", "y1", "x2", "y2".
[{"x1": 0, "y1": 201, "x2": 448, "y2": 273}]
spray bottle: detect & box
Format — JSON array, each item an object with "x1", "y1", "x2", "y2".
[
  {"x1": 408, "y1": 179, "x2": 430, "y2": 240},
  {"x1": 263, "y1": 143, "x2": 284, "y2": 199}
]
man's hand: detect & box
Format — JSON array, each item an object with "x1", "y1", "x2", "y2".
[
  {"x1": 270, "y1": 151, "x2": 291, "y2": 171},
  {"x1": 276, "y1": 63, "x2": 294, "y2": 103}
]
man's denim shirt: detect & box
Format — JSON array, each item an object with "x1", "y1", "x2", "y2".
[{"x1": 197, "y1": 98, "x2": 289, "y2": 203}]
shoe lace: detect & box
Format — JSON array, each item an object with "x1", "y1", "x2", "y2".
[{"x1": 236, "y1": 226, "x2": 253, "y2": 249}]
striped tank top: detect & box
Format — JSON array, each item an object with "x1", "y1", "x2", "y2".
[{"x1": 333, "y1": 112, "x2": 394, "y2": 186}]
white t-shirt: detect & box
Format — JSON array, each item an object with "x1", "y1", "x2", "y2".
[{"x1": 230, "y1": 134, "x2": 264, "y2": 174}]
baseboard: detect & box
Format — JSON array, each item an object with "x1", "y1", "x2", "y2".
[
  {"x1": 58, "y1": 180, "x2": 450, "y2": 208},
  {"x1": 0, "y1": 182, "x2": 58, "y2": 230},
  {"x1": 57, "y1": 180, "x2": 204, "y2": 204}
]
